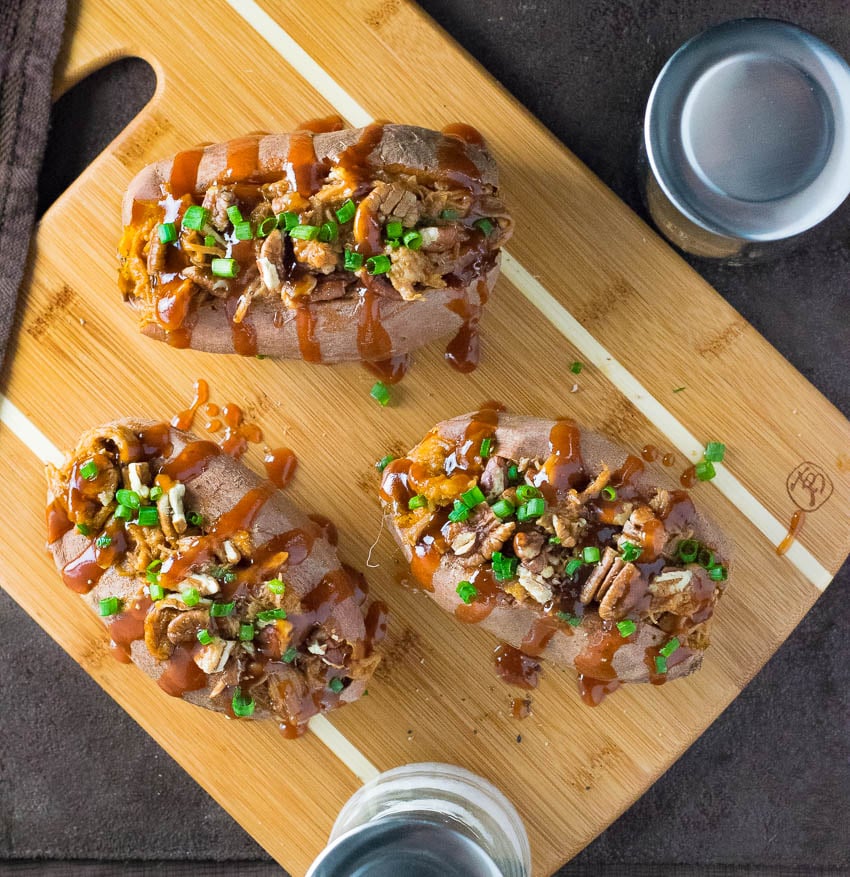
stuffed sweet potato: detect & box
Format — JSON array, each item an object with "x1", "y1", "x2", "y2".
[
  {"x1": 119, "y1": 120, "x2": 513, "y2": 371},
  {"x1": 380, "y1": 409, "x2": 731, "y2": 704},
  {"x1": 46, "y1": 420, "x2": 384, "y2": 736}
]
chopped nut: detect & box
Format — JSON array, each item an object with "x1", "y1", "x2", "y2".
[
  {"x1": 128, "y1": 462, "x2": 150, "y2": 499},
  {"x1": 187, "y1": 572, "x2": 220, "y2": 596},
  {"x1": 168, "y1": 483, "x2": 186, "y2": 534},
  {"x1": 517, "y1": 564, "x2": 554, "y2": 604},
  {"x1": 166, "y1": 608, "x2": 210, "y2": 644},
  {"x1": 597, "y1": 562, "x2": 642, "y2": 620},
  {"x1": 223, "y1": 539, "x2": 241, "y2": 564},
  {"x1": 194, "y1": 638, "x2": 235, "y2": 674},
  {"x1": 451, "y1": 531, "x2": 477, "y2": 555},
  {"x1": 514, "y1": 530, "x2": 545, "y2": 561},
  {"x1": 580, "y1": 547, "x2": 620, "y2": 604}
]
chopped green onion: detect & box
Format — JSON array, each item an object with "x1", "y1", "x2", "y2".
[
  {"x1": 479, "y1": 437, "x2": 492, "y2": 458},
  {"x1": 282, "y1": 647, "x2": 298, "y2": 663},
  {"x1": 180, "y1": 587, "x2": 200, "y2": 607},
  {"x1": 210, "y1": 601, "x2": 235, "y2": 617},
  {"x1": 222, "y1": 570, "x2": 236, "y2": 585},
  {"x1": 344, "y1": 248, "x2": 364, "y2": 271},
  {"x1": 233, "y1": 220, "x2": 253, "y2": 240},
  {"x1": 257, "y1": 215, "x2": 278, "y2": 238},
  {"x1": 461, "y1": 485, "x2": 486, "y2": 508},
  {"x1": 695, "y1": 460, "x2": 716, "y2": 481},
  {"x1": 239, "y1": 623, "x2": 255, "y2": 641},
  {"x1": 565, "y1": 558, "x2": 584, "y2": 577},
  {"x1": 448, "y1": 500, "x2": 470, "y2": 523},
  {"x1": 440, "y1": 208, "x2": 459, "y2": 220},
  {"x1": 708, "y1": 564, "x2": 727, "y2": 582},
  {"x1": 491, "y1": 551, "x2": 518, "y2": 581},
  {"x1": 267, "y1": 578, "x2": 285, "y2": 595},
  {"x1": 182, "y1": 205, "x2": 209, "y2": 231},
  {"x1": 617, "y1": 619, "x2": 637, "y2": 637},
  {"x1": 95, "y1": 534, "x2": 112, "y2": 548},
  {"x1": 257, "y1": 608, "x2": 287, "y2": 623},
  {"x1": 375, "y1": 454, "x2": 394, "y2": 472},
  {"x1": 137, "y1": 507, "x2": 159, "y2": 527},
  {"x1": 98, "y1": 597, "x2": 121, "y2": 617},
  {"x1": 491, "y1": 498, "x2": 515, "y2": 520},
  {"x1": 335, "y1": 199, "x2": 356, "y2": 223},
  {"x1": 318, "y1": 220, "x2": 339, "y2": 242},
  {"x1": 602, "y1": 485, "x2": 617, "y2": 501},
  {"x1": 515, "y1": 485, "x2": 541, "y2": 502},
  {"x1": 570, "y1": 360, "x2": 583, "y2": 374},
  {"x1": 114, "y1": 504, "x2": 133, "y2": 521},
  {"x1": 76, "y1": 523, "x2": 90, "y2": 536},
  {"x1": 289, "y1": 224, "x2": 320, "y2": 240},
  {"x1": 704, "y1": 442, "x2": 726, "y2": 463},
  {"x1": 515, "y1": 503, "x2": 531, "y2": 522},
  {"x1": 408, "y1": 494, "x2": 428, "y2": 511},
  {"x1": 211, "y1": 258, "x2": 239, "y2": 278},
  {"x1": 256, "y1": 354, "x2": 267, "y2": 360},
  {"x1": 115, "y1": 489, "x2": 141, "y2": 509},
  {"x1": 149, "y1": 582, "x2": 165, "y2": 601},
  {"x1": 659, "y1": 637, "x2": 680, "y2": 658},
  {"x1": 473, "y1": 217, "x2": 495, "y2": 235},
  {"x1": 507, "y1": 464, "x2": 519, "y2": 482},
  {"x1": 158, "y1": 222, "x2": 177, "y2": 244},
  {"x1": 620, "y1": 541, "x2": 643, "y2": 563},
  {"x1": 197, "y1": 629, "x2": 213, "y2": 645},
  {"x1": 524, "y1": 497, "x2": 545, "y2": 518},
  {"x1": 385, "y1": 220, "x2": 404, "y2": 239},
  {"x1": 370, "y1": 381, "x2": 390, "y2": 406},
  {"x1": 402, "y1": 230, "x2": 422, "y2": 250},
  {"x1": 583, "y1": 546, "x2": 601, "y2": 564},
  {"x1": 204, "y1": 234, "x2": 217, "y2": 247},
  {"x1": 149, "y1": 486, "x2": 163, "y2": 501},
  {"x1": 654, "y1": 655, "x2": 668, "y2": 674},
  {"x1": 187, "y1": 511, "x2": 204, "y2": 527},
  {"x1": 677, "y1": 539, "x2": 699, "y2": 563},
  {"x1": 328, "y1": 677, "x2": 345, "y2": 693},
  {"x1": 278, "y1": 211, "x2": 299, "y2": 231},
  {"x1": 366, "y1": 254, "x2": 392, "y2": 275},
  {"x1": 456, "y1": 580, "x2": 478, "y2": 604},
  {"x1": 697, "y1": 547, "x2": 715, "y2": 569},
  {"x1": 549, "y1": 536, "x2": 562, "y2": 545},
  {"x1": 231, "y1": 687, "x2": 255, "y2": 718},
  {"x1": 147, "y1": 559, "x2": 163, "y2": 573},
  {"x1": 226, "y1": 205, "x2": 244, "y2": 225},
  {"x1": 80, "y1": 459, "x2": 98, "y2": 481}
]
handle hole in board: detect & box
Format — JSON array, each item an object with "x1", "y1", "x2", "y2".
[{"x1": 37, "y1": 58, "x2": 156, "y2": 218}]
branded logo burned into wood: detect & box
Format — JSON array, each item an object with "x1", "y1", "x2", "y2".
[{"x1": 786, "y1": 461, "x2": 834, "y2": 511}]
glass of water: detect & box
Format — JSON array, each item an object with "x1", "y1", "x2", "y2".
[{"x1": 306, "y1": 762, "x2": 532, "y2": 877}]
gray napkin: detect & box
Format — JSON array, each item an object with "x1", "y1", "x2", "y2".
[{"x1": 0, "y1": 0, "x2": 67, "y2": 369}]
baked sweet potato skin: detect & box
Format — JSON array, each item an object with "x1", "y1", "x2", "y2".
[
  {"x1": 46, "y1": 420, "x2": 381, "y2": 733},
  {"x1": 119, "y1": 123, "x2": 512, "y2": 363},
  {"x1": 381, "y1": 411, "x2": 732, "y2": 697}
]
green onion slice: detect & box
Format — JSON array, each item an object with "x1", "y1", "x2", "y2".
[
  {"x1": 515, "y1": 485, "x2": 541, "y2": 502},
  {"x1": 704, "y1": 441, "x2": 726, "y2": 463},
  {"x1": 659, "y1": 637, "x2": 680, "y2": 658},
  {"x1": 375, "y1": 454, "x2": 394, "y2": 472},
  {"x1": 583, "y1": 546, "x2": 601, "y2": 564},
  {"x1": 197, "y1": 629, "x2": 213, "y2": 645},
  {"x1": 231, "y1": 687, "x2": 255, "y2": 718},
  {"x1": 602, "y1": 485, "x2": 617, "y2": 501},
  {"x1": 239, "y1": 623, "x2": 255, "y2": 641},
  {"x1": 491, "y1": 551, "x2": 519, "y2": 581},
  {"x1": 182, "y1": 205, "x2": 209, "y2": 231},
  {"x1": 137, "y1": 507, "x2": 159, "y2": 527},
  {"x1": 187, "y1": 511, "x2": 204, "y2": 527},
  {"x1": 149, "y1": 486, "x2": 163, "y2": 501},
  {"x1": 408, "y1": 494, "x2": 428, "y2": 511},
  {"x1": 180, "y1": 587, "x2": 200, "y2": 607},
  {"x1": 335, "y1": 199, "x2": 356, "y2": 223},
  {"x1": 620, "y1": 541, "x2": 643, "y2": 563},
  {"x1": 565, "y1": 558, "x2": 584, "y2": 577},
  {"x1": 267, "y1": 578, "x2": 285, "y2": 595},
  {"x1": 98, "y1": 597, "x2": 121, "y2": 617},
  {"x1": 654, "y1": 655, "x2": 668, "y2": 674},
  {"x1": 525, "y1": 497, "x2": 545, "y2": 518},
  {"x1": 460, "y1": 485, "x2": 486, "y2": 508},
  {"x1": 456, "y1": 580, "x2": 478, "y2": 604},
  {"x1": 570, "y1": 360, "x2": 583, "y2": 374},
  {"x1": 257, "y1": 215, "x2": 278, "y2": 238},
  {"x1": 233, "y1": 220, "x2": 253, "y2": 240},
  {"x1": 80, "y1": 459, "x2": 98, "y2": 480},
  {"x1": 211, "y1": 257, "x2": 239, "y2": 278},
  {"x1": 370, "y1": 381, "x2": 390, "y2": 406},
  {"x1": 318, "y1": 220, "x2": 339, "y2": 242},
  {"x1": 289, "y1": 224, "x2": 320, "y2": 240},
  {"x1": 440, "y1": 208, "x2": 459, "y2": 220},
  {"x1": 677, "y1": 539, "x2": 699, "y2": 563},
  {"x1": 204, "y1": 234, "x2": 216, "y2": 247},
  {"x1": 257, "y1": 608, "x2": 287, "y2": 623},
  {"x1": 95, "y1": 534, "x2": 112, "y2": 548},
  {"x1": 473, "y1": 218, "x2": 495, "y2": 235},
  {"x1": 479, "y1": 437, "x2": 492, "y2": 458},
  {"x1": 149, "y1": 583, "x2": 165, "y2": 601},
  {"x1": 507, "y1": 464, "x2": 519, "y2": 482},
  {"x1": 448, "y1": 500, "x2": 470, "y2": 523},
  {"x1": 328, "y1": 677, "x2": 345, "y2": 693},
  {"x1": 385, "y1": 220, "x2": 404, "y2": 239},
  {"x1": 114, "y1": 504, "x2": 133, "y2": 521},
  {"x1": 697, "y1": 547, "x2": 715, "y2": 569},
  {"x1": 76, "y1": 523, "x2": 90, "y2": 536},
  {"x1": 210, "y1": 601, "x2": 235, "y2": 617},
  {"x1": 344, "y1": 248, "x2": 364, "y2": 271},
  {"x1": 617, "y1": 619, "x2": 637, "y2": 637},
  {"x1": 708, "y1": 564, "x2": 727, "y2": 582},
  {"x1": 694, "y1": 460, "x2": 716, "y2": 481},
  {"x1": 158, "y1": 222, "x2": 177, "y2": 244},
  {"x1": 226, "y1": 205, "x2": 244, "y2": 225},
  {"x1": 366, "y1": 254, "x2": 392, "y2": 275},
  {"x1": 115, "y1": 488, "x2": 141, "y2": 509},
  {"x1": 282, "y1": 647, "x2": 298, "y2": 663},
  {"x1": 402, "y1": 230, "x2": 422, "y2": 250},
  {"x1": 491, "y1": 498, "x2": 515, "y2": 520},
  {"x1": 278, "y1": 211, "x2": 299, "y2": 231}
]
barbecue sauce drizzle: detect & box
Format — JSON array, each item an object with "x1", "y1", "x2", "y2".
[{"x1": 131, "y1": 120, "x2": 499, "y2": 375}]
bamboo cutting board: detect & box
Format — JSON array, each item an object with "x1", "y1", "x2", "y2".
[{"x1": 2, "y1": 1, "x2": 850, "y2": 874}]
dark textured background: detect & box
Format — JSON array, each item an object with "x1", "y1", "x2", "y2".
[{"x1": 2, "y1": 1, "x2": 849, "y2": 874}]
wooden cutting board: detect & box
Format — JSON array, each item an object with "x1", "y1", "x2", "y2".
[{"x1": 2, "y1": 1, "x2": 849, "y2": 874}]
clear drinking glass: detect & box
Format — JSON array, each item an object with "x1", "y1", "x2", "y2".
[
  {"x1": 640, "y1": 18, "x2": 850, "y2": 263},
  {"x1": 305, "y1": 762, "x2": 532, "y2": 877}
]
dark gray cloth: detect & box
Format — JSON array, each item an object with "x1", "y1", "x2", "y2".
[{"x1": 0, "y1": 0, "x2": 66, "y2": 368}]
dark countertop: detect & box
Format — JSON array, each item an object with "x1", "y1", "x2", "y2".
[{"x1": 2, "y1": 1, "x2": 849, "y2": 874}]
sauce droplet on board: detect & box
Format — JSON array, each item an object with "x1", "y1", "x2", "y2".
[
  {"x1": 680, "y1": 464, "x2": 697, "y2": 489},
  {"x1": 776, "y1": 509, "x2": 806, "y2": 556},
  {"x1": 511, "y1": 696, "x2": 533, "y2": 720},
  {"x1": 493, "y1": 644, "x2": 541, "y2": 690},
  {"x1": 171, "y1": 378, "x2": 209, "y2": 431},
  {"x1": 264, "y1": 447, "x2": 298, "y2": 489},
  {"x1": 641, "y1": 444, "x2": 658, "y2": 462}
]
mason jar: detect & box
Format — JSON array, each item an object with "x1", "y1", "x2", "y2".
[{"x1": 640, "y1": 18, "x2": 850, "y2": 262}]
